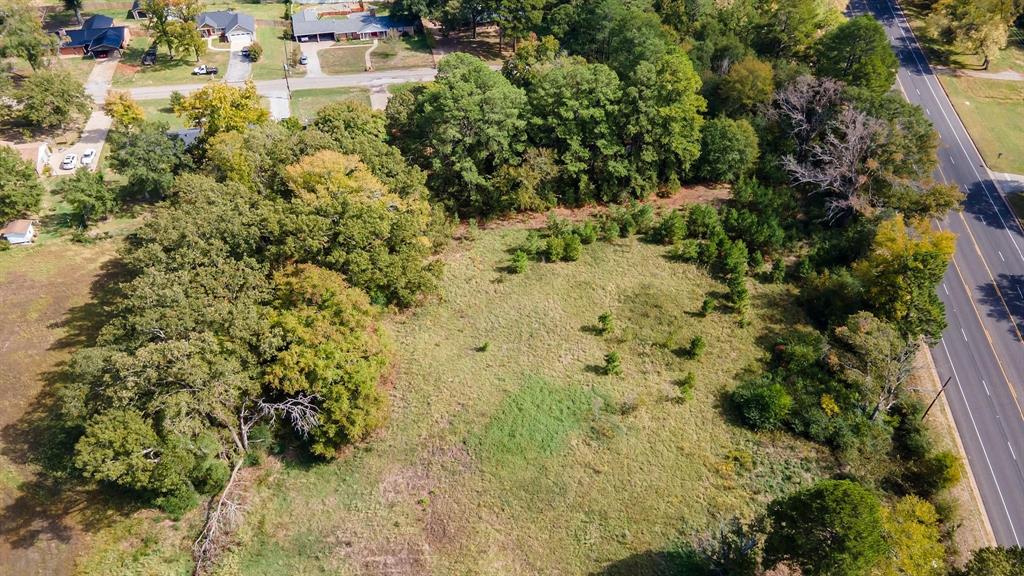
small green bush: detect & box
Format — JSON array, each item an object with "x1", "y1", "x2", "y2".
[
  {"x1": 597, "y1": 312, "x2": 614, "y2": 335},
  {"x1": 603, "y1": 351, "x2": 622, "y2": 376},
  {"x1": 478, "y1": 341, "x2": 490, "y2": 352},
  {"x1": 545, "y1": 236, "x2": 565, "y2": 261},
  {"x1": 770, "y1": 259, "x2": 786, "y2": 284},
  {"x1": 154, "y1": 484, "x2": 199, "y2": 520},
  {"x1": 648, "y1": 209, "x2": 688, "y2": 245},
  {"x1": 575, "y1": 221, "x2": 598, "y2": 244},
  {"x1": 672, "y1": 238, "x2": 700, "y2": 261},
  {"x1": 192, "y1": 458, "x2": 231, "y2": 494},
  {"x1": 248, "y1": 41, "x2": 264, "y2": 62},
  {"x1": 562, "y1": 234, "x2": 582, "y2": 261},
  {"x1": 511, "y1": 250, "x2": 529, "y2": 274},
  {"x1": 522, "y1": 230, "x2": 545, "y2": 255},
  {"x1": 545, "y1": 213, "x2": 571, "y2": 237},
  {"x1": 677, "y1": 372, "x2": 696, "y2": 402},
  {"x1": 688, "y1": 335, "x2": 706, "y2": 359},
  {"x1": 465, "y1": 218, "x2": 478, "y2": 240},
  {"x1": 700, "y1": 296, "x2": 716, "y2": 316},
  {"x1": 732, "y1": 378, "x2": 792, "y2": 431},
  {"x1": 601, "y1": 220, "x2": 621, "y2": 241},
  {"x1": 909, "y1": 450, "x2": 962, "y2": 497}
]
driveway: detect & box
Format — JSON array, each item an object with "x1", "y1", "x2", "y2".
[
  {"x1": 84, "y1": 55, "x2": 119, "y2": 103},
  {"x1": 224, "y1": 37, "x2": 253, "y2": 84},
  {"x1": 298, "y1": 41, "x2": 330, "y2": 78},
  {"x1": 50, "y1": 111, "x2": 113, "y2": 175}
]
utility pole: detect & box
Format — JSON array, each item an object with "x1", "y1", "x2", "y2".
[{"x1": 921, "y1": 376, "x2": 953, "y2": 421}]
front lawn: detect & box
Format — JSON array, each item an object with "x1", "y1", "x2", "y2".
[
  {"x1": 370, "y1": 34, "x2": 434, "y2": 70},
  {"x1": 290, "y1": 87, "x2": 371, "y2": 122},
  {"x1": 939, "y1": 75, "x2": 1024, "y2": 175},
  {"x1": 250, "y1": 25, "x2": 303, "y2": 80},
  {"x1": 138, "y1": 97, "x2": 187, "y2": 129},
  {"x1": 318, "y1": 45, "x2": 369, "y2": 74},
  {"x1": 111, "y1": 36, "x2": 230, "y2": 88}
]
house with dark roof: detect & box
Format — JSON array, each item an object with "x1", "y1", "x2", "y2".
[
  {"x1": 291, "y1": 9, "x2": 417, "y2": 42},
  {"x1": 58, "y1": 14, "x2": 130, "y2": 58},
  {"x1": 130, "y1": 0, "x2": 147, "y2": 19},
  {"x1": 195, "y1": 10, "x2": 256, "y2": 42}
]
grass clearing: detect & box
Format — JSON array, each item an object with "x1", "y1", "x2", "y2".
[
  {"x1": 112, "y1": 35, "x2": 230, "y2": 88},
  {"x1": 138, "y1": 97, "x2": 187, "y2": 129},
  {"x1": 318, "y1": 45, "x2": 369, "y2": 75},
  {"x1": 183, "y1": 228, "x2": 830, "y2": 575},
  {"x1": 290, "y1": 87, "x2": 371, "y2": 123},
  {"x1": 938, "y1": 75, "x2": 1024, "y2": 174},
  {"x1": 370, "y1": 35, "x2": 434, "y2": 71},
  {"x1": 251, "y1": 25, "x2": 301, "y2": 80}
]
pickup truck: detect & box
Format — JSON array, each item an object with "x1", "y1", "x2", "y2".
[{"x1": 192, "y1": 65, "x2": 218, "y2": 75}]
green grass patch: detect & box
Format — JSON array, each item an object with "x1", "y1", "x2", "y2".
[
  {"x1": 250, "y1": 25, "x2": 302, "y2": 81},
  {"x1": 939, "y1": 75, "x2": 1024, "y2": 174},
  {"x1": 138, "y1": 98, "x2": 186, "y2": 130},
  {"x1": 318, "y1": 45, "x2": 368, "y2": 75},
  {"x1": 1007, "y1": 191, "x2": 1024, "y2": 221},
  {"x1": 111, "y1": 36, "x2": 230, "y2": 88},
  {"x1": 470, "y1": 377, "x2": 596, "y2": 468},
  {"x1": 289, "y1": 87, "x2": 371, "y2": 123},
  {"x1": 369, "y1": 35, "x2": 434, "y2": 71}
]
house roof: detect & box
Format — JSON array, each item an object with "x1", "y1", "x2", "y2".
[
  {"x1": 196, "y1": 10, "x2": 256, "y2": 34},
  {"x1": 292, "y1": 9, "x2": 415, "y2": 37},
  {"x1": 63, "y1": 25, "x2": 126, "y2": 51},
  {"x1": 82, "y1": 14, "x2": 114, "y2": 29},
  {"x1": 1, "y1": 141, "x2": 48, "y2": 165},
  {"x1": 1, "y1": 220, "x2": 33, "y2": 236}
]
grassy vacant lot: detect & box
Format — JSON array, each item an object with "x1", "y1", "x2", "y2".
[
  {"x1": 251, "y1": 25, "x2": 300, "y2": 80},
  {"x1": 112, "y1": 36, "x2": 229, "y2": 88},
  {"x1": 3, "y1": 55, "x2": 95, "y2": 85},
  {"x1": 138, "y1": 98, "x2": 187, "y2": 129},
  {"x1": 290, "y1": 87, "x2": 371, "y2": 122},
  {"x1": 0, "y1": 202, "x2": 140, "y2": 575},
  {"x1": 939, "y1": 75, "x2": 1024, "y2": 174},
  {"x1": 193, "y1": 229, "x2": 829, "y2": 575},
  {"x1": 319, "y1": 45, "x2": 369, "y2": 74},
  {"x1": 203, "y1": 0, "x2": 289, "y2": 21},
  {"x1": 370, "y1": 35, "x2": 434, "y2": 70}
]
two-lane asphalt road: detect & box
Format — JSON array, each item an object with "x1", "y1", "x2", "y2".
[{"x1": 855, "y1": 0, "x2": 1024, "y2": 546}]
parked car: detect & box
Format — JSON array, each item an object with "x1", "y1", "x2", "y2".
[
  {"x1": 142, "y1": 47, "x2": 157, "y2": 66},
  {"x1": 241, "y1": 46, "x2": 250, "y2": 58},
  {"x1": 80, "y1": 149, "x2": 96, "y2": 166},
  {"x1": 299, "y1": 54, "x2": 308, "y2": 65},
  {"x1": 192, "y1": 65, "x2": 218, "y2": 75},
  {"x1": 60, "y1": 153, "x2": 77, "y2": 170}
]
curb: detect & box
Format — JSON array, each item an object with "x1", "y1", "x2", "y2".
[{"x1": 921, "y1": 347, "x2": 997, "y2": 547}]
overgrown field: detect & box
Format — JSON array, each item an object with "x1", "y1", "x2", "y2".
[{"x1": 200, "y1": 228, "x2": 830, "y2": 575}]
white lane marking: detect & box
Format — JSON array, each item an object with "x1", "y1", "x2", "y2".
[
  {"x1": 941, "y1": 339, "x2": 1022, "y2": 546},
  {"x1": 926, "y1": 108, "x2": 931, "y2": 116},
  {"x1": 916, "y1": 88, "x2": 921, "y2": 95},
  {"x1": 943, "y1": 283, "x2": 950, "y2": 295},
  {"x1": 984, "y1": 380, "x2": 991, "y2": 396},
  {"x1": 1018, "y1": 287, "x2": 1023, "y2": 299},
  {"x1": 884, "y1": 0, "x2": 1024, "y2": 263},
  {"x1": 1010, "y1": 442, "x2": 1018, "y2": 461},
  {"x1": 950, "y1": 155, "x2": 956, "y2": 165},
  {"x1": 1000, "y1": 251, "x2": 1005, "y2": 262},
  {"x1": 962, "y1": 328, "x2": 969, "y2": 342}
]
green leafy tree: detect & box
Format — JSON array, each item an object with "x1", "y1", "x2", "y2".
[
  {"x1": 832, "y1": 311, "x2": 917, "y2": 421},
  {"x1": 63, "y1": 0, "x2": 84, "y2": 24},
  {"x1": 104, "y1": 91, "x2": 146, "y2": 129},
  {"x1": 108, "y1": 120, "x2": 189, "y2": 199},
  {"x1": 759, "y1": 0, "x2": 832, "y2": 58},
  {"x1": 247, "y1": 41, "x2": 263, "y2": 62},
  {"x1": 603, "y1": 351, "x2": 622, "y2": 375},
  {"x1": 718, "y1": 55, "x2": 774, "y2": 117},
  {"x1": 169, "y1": 19, "x2": 205, "y2": 62},
  {"x1": 54, "y1": 169, "x2": 117, "y2": 227},
  {"x1": 928, "y1": 0, "x2": 1016, "y2": 69},
  {"x1": 173, "y1": 81, "x2": 269, "y2": 141},
  {"x1": 621, "y1": 49, "x2": 706, "y2": 193},
  {"x1": 815, "y1": 16, "x2": 898, "y2": 97},
  {"x1": 956, "y1": 546, "x2": 1024, "y2": 576},
  {"x1": 698, "y1": 117, "x2": 759, "y2": 183},
  {"x1": 16, "y1": 69, "x2": 91, "y2": 129},
  {"x1": 0, "y1": 147, "x2": 44, "y2": 221},
  {"x1": 764, "y1": 479, "x2": 887, "y2": 576},
  {"x1": 732, "y1": 377, "x2": 792, "y2": 430},
  {"x1": 143, "y1": 0, "x2": 177, "y2": 56},
  {"x1": 0, "y1": 0, "x2": 56, "y2": 69},
  {"x1": 494, "y1": 0, "x2": 545, "y2": 51},
  {"x1": 387, "y1": 53, "x2": 528, "y2": 215},
  {"x1": 878, "y1": 496, "x2": 946, "y2": 576},
  {"x1": 265, "y1": 264, "x2": 390, "y2": 456},
  {"x1": 74, "y1": 409, "x2": 166, "y2": 491},
  {"x1": 854, "y1": 215, "x2": 955, "y2": 341}
]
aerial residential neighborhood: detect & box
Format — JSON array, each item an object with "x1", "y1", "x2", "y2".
[{"x1": 1, "y1": 0, "x2": 1024, "y2": 575}]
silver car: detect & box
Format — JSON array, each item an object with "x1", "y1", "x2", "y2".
[
  {"x1": 80, "y1": 149, "x2": 96, "y2": 166},
  {"x1": 60, "y1": 153, "x2": 77, "y2": 170}
]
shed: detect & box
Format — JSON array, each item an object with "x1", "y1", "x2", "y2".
[{"x1": 1, "y1": 220, "x2": 37, "y2": 245}]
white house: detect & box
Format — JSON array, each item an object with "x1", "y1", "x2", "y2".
[
  {"x1": 2, "y1": 141, "x2": 52, "y2": 175},
  {"x1": 1, "y1": 220, "x2": 37, "y2": 245}
]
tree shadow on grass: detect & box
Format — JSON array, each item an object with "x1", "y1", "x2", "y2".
[{"x1": 590, "y1": 547, "x2": 709, "y2": 576}]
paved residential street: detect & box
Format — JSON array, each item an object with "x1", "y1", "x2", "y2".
[{"x1": 860, "y1": 0, "x2": 1024, "y2": 547}]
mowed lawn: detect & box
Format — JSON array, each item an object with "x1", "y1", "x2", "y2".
[
  {"x1": 370, "y1": 35, "x2": 434, "y2": 70},
  {"x1": 205, "y1": 229, "x2": 830, "y2": 575},
  {"x1": 318, "y1": 45, "x2": 369, "y2": 74},
  {"x1": 251, "y1": 25, "x2": 302, "y2": 81},
  {"x1": 137, "y1": 98, "x2": 187, "y2": 129},
  {"x1": 111, "y1": 36, "x2": 229, "y2": 88},
  {"x1": 939, "y1": 75, "x2": 1024, "y2": 175},
  {"x1": 290, "y1": 87, "x2": 371, "y2": 123}
]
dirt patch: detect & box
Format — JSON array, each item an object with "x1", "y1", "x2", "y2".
[
  {"x1": 115, "y1": 62, "x2": 139, "y2": 78},
  {"x1": 465, "y1": 184, "x2": 731, "y2": 234}
]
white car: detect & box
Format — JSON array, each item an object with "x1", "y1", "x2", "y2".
[
  {"x1": 60, "y1": 153, "x2": 77, "y2": 170},
  {"x1": 80, "y1": 149, "x2": 96, "y2": 166}
]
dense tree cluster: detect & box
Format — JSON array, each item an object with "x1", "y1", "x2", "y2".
[{"x1": 58, "y1": 102, "x2": 447, "y2": 524}]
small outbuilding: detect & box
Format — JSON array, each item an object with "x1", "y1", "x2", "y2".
[
  {"x1": 1, "y1": 220, "x2": 37, "y2": 245},
  {"x1": 1, "y1": 141, "x2": 52, "y2": 175}
]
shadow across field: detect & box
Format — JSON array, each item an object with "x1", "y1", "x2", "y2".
[{"x1": 590, "y1": 547, "x2": 708, "y2": 576}]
